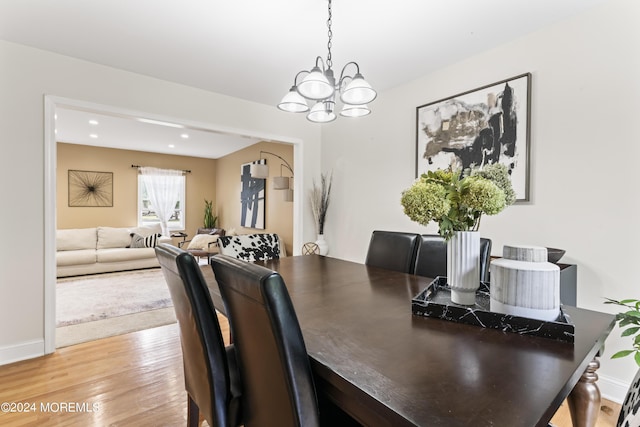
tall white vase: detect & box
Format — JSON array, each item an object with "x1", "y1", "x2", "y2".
[
  {"x1": 447, "y1": 231, "x2": 480, "y2": 305},
  {"x1": 315, "y1": 234, "x2": 329, "y2": 256}
]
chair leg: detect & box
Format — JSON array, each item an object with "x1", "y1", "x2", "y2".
[{"x1": 187, "y1": 395, "x2": 200, "y2": 427}]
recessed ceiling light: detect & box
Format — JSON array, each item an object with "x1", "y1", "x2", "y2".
[
  {"x1": 168, "y1": 144, "x2": 175, "y2": 148},
  {"x1": 89, "y1": 134, "x2": 98, "y2": 139},
  {"x1": 181, "y1": 133, "x2": 189, "y2": 139},
  {"x1": 89, "y1": 120, "x2": 99, "y2": 125},
  {"x1": 137, "y1": 118, "x2": 185, "y2": 128}
]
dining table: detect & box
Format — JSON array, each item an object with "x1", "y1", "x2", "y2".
[{"x1": 204, "y1": 254, "x2": 615, "y2": 427}]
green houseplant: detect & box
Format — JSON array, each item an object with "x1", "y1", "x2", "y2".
[
  {"x1": 400, "y1": 163, "x2": 515, "y2": 240},
  {"x1": 605, "y1": 298, "x2": 640, "y2": 367},
  {"x1": 203, "y1": 199, "x2": 218, "y2": 229}
]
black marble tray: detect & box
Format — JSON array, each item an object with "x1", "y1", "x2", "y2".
[{"x1": 411, "y1": 277, "x2": 575, "y2": 343}]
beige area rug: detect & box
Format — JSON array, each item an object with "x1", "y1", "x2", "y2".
[{"x1": 56, "y1": 268, "x2": 177, "y2": 347}]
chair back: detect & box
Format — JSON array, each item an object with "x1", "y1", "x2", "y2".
[
  {"x1": 365, "y1": 230, "x2": 420, "y2": 273},
  {"x1": 618, "y1": 368, "x2": 640, "y2": 427},
  {"x1": 413, "y1": 234, "x2": 492, "y2": 282},
  {"x1": 211, "y1": 255, "x2": 320, "y2": 427},
  {"x1": 217, "y1": 233, "x2": 281, "y2": 262},
  {"x1": 155, "y1": 244, "x2": 241, "y2": 427}
]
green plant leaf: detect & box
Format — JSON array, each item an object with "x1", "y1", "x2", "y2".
[
  {"x1": 635, "y1": 351, "x2": 640, "y2": 367},
  {"x1": 625, "y1": 310, "x2": 640, "y2": 318},
  {"x1": 620, "y1": 299, "x2": 640, "y2": 304},
  {"x1": 612, "y1": 350, "x2": 635, "y2": 359},
  {"x1": 622, "y1": 327, "x2": 640, "y2": 337}
]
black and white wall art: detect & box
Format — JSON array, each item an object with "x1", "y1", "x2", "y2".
[
  {"x1": 240, "y1": 159, "x2": 266, "y2": 229},
  {"x1": 416, "y1": 73, "x2": 531, "y2": 201}
]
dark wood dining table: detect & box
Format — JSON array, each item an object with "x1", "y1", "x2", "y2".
[{"x1": 204, "y1": 254, "x2": 615, "y2": 427}]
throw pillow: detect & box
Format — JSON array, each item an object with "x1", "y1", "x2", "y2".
[
  {"x1": 187, "y1": 234, "x2": 219, "y2": 251},
  {"x1": 130, "y1": 233, "x2": 162, "y2": 248}
]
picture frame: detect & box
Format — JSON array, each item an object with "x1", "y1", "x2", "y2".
[
  {"x1": 416, "y1": 73, "x2": 531, "y2": 201},
  {"x1": 68, "y1": 170, "x2": 113, "y2": 207},
  {"x1": 240, "y1": 159, "x2": 266, "y2": 229}
]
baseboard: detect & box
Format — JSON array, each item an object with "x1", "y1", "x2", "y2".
[
  {"x1": 599, "y1": 373, "x2": 629, "y2": 404},
  {"x1": 0, "y1": 339, "x2": 44, "y2": 366}
]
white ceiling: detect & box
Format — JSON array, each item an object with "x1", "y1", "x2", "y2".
[{"x1": 1, "y1": 0, "x2": 607, "y2": 158}]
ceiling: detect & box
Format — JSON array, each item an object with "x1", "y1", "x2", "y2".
[{"x1": 1, "y1": 0, "x2": 607, "y2": 158}]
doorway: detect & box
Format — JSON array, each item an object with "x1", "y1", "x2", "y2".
[{"x1": 44, "y1": 96, "x2": 304, "y2": 353}]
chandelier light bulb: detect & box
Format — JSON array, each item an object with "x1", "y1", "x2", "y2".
[
  {"x1": 340, "y1": 103, "x2": 371, "y2": 118},
  {"x1": 307, "y1": 101, "x2": 336, "y2": 123},
  {"x1": 278, "y1": 87, "x2": 310, "y2": 113},
  {"x1": 297, "y1": 66, "x2": 335, "y2": 100},
  {"x1": 340, "y1": 73, "x2": 377, "y2": 105}
]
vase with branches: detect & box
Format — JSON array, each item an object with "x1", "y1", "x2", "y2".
[{"x1": 310, "y1": 172, "x2": 332, "y2": 255}]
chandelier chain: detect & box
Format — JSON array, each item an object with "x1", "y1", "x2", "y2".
[{"x1": 326, "y1": 0, "x2": 333, "y2": 69}]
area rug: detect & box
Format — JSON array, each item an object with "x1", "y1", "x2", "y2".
[{"x1": 56, "y1": 268, "x2": 173, "y2": 327}]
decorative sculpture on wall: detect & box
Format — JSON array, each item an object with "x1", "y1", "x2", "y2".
[
  {"x1": 68, "y1": 170, "x2": 113, "y2": 207},
  {"x1": 240, "y1": 160, "x2": 265, "y2": 229}
]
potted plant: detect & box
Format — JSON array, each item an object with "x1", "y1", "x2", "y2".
[
  {"x1": 604, "y1": 298, "x2": 640, "y2": 426},
  {"x1": 310, "y1": 171, "x2": 332, "y2": 255},
  {"x1": 200, "y1": 199, "x2": 218, "y2": 233},
  {"x1": 605, "y1": 298, "x2": 640, "y2": 367},
  {"x1": 400, "y1": 163, "x2": 515, "y2": 304}
]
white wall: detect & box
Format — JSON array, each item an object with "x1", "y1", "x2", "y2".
[
  {"x1": 321, "y1": 0, "x2": 640, "y2": 401},
  {"x1": 0, "y1": 40, "x2": 321, "y2": 364}
]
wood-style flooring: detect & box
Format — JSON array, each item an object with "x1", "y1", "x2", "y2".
[{"x1": 0, "y1": 318, "x2": 621, "y2": 426}]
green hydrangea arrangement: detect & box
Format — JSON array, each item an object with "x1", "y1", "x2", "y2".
[{"x1": 400, "y1": 163, "x2": 515, "y2": 240}]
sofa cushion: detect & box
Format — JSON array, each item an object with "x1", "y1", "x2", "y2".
[
  {"x1": 97, "y1": 227, "x2": 132, "y2": 249},
  {"x1": 57, "y1": 228, "x2": 97, "y2": 251},
  {"x1": 187, "y1": 234, "x2": 219, "y2": 250},
  {"x1": 128, "y1": 224, "x2": 163, "y2": 237},
  {"x1": 57, "y1": 249, "x2": 97, "y2": 266},
  {"x1": 97, "y1": 248, "x2": 156, "y2": 263},
  {"x1": 130, "y1": 233, "x2": 162, "y2": 248}
]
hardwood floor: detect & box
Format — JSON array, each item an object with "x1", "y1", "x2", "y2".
[{"x1": 0, "y1": 317, "x2": 621, "y2": 427}]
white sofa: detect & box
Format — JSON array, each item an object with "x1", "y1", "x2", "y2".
[{"x1": 56, "y1": 225, "x2": 171, "y2": 277}]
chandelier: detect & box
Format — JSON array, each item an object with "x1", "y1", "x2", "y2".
[{"x1": 277, "y1": 0, "x2": 377, "y2": 123}]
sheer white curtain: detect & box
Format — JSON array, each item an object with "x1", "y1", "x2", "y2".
[{"x1": 140, "y1": 167, "x2": 183, "y2": 236}]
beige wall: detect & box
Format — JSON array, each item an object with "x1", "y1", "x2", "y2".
[
  {"x1": 57, "y1": 142, "x2": 217, "y2": 237},
  {"x1": 216, "y1": 141, "x2": 294, "y2": 254}
]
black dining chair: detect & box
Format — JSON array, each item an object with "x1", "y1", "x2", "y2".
[
  {"x1": 155, "y1": 244, "x2": 242, "y2": 427},
  {"x1": 413, "y1": 234, "x2": 492, "y2": 282},
  {"x1": 211, "y1": 255, "x2": 359, "y2": 427},
  {"x1": 364, "y1": 230, "x2": 420, "y2": 273}
]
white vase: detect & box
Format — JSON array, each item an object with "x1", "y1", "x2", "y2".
[
  {"x1": 315, "y1": 234, "x2": 329, "y2": 256},
  {"x1": 447, "y1": 231, "x2": 480, "y2": 305}
]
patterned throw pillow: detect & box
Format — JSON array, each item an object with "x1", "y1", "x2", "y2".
[{"x1": 130, "y1": 233, "x2": 162, "y2": 248}]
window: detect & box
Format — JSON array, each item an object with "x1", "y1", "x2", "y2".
[{"x1": 138, "y1": 174, "x2": 185, "y2": 231}]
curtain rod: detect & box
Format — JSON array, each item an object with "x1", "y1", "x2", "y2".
[{"x1": 131, "y1": 165, "x2": 191, "y2": 174}]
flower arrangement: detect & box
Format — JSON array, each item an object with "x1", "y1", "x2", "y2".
[
  {"x1": 310, "y1": 171, "x2": 333, "y2": 235},
  {"x1": 401, "y1": 163, "x2": 515, "y2": 240},
  {"x1": 605, "y1": 298, "x2": 640, "y2": 367}
]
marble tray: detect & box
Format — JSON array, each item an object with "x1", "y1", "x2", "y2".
[{"x1": 411, "y1": 277, "x2": 575, "y2": 343}]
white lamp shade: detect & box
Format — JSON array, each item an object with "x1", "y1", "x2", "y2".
[
  {"x1": 340, "y1": 103, "x2": 371, "y2": 118},
  {"x1": 250, "y1": 163, "x2": 269, "y2": 179},
  {"x1": 340, "y1": 74, "x2": 377, "y2": 105},
  {"x1": 297, "y1": 67, "x2": 335, "y2": 100},
  {"x1": 307, "y1": 102, "x2": 336, "y2": 123},
  {"x1": 284, "y1": 189, "x2": 294, "y2": 202},
  {"x1": 278, "y1": 89, "x2": 309, "y2": 113},
  {"x1": 273, "y1": 176, "x2": 290, "y2": 190}
]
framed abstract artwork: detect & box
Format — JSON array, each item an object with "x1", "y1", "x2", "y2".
[
  {"x1": 240, "y1": 159, "x2": 266, "y2": 229},
  {"x1": 416, "y1": 73, "x2": 531, "y2": 201},
  {"x1": 68, "y1": 170, "x2": 113, "y2": 207}
]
